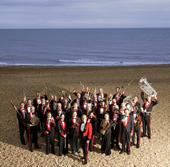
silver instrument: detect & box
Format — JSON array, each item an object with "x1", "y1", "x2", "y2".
[
  {"x1": 139, "y1": 78, "x2": 157, "y2": 97},
  {"x1": 123, "y1": 96, "x2": 133, "y2": 111}
]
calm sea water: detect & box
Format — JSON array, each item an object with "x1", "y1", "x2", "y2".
[{"x1": 0, "y1": 28, "x2": 170, "y2": 66}]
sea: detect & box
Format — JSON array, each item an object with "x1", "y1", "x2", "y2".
[{"x1": 0, "y1": 28, "x2": 170, "y2": 66}]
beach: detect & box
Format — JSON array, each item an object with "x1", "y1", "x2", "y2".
[{"x1": 0, "y1": 65, "x2": 170, "y2": 167}]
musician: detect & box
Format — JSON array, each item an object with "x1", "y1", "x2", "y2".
[
  {"x1": 72, "y1": 92, "x2": 81, "y2": 109},
  {"x1": 113, "y1": 87, "x2": 126, "y2": 108},
  {"x1": 25, "y1": 99, "x2": 33, "y2": 114},
  {"x1": 141, "y1": 92, "x2": 158, "y2": 139},
  {"x1": 37, "y1": 97, "x2": 46, "y2": 133},
  {"x1": 25, "y1": 106, "x2": 40, "y2": 152},
  {"x1": 33, "y1": 92, "x2": 41, "y2": 111},
  {"x1": 12, "y1": 102, "x2": 27, "y2": 145},
  {"x1": 44, "y1": 112, "x2": 56, "y2": 155},
  {"x1": 100, "y1": 113, "x2": 112, "y2": 155},
  {"x1": 113, "y1": 87, "x2": 121, "y2": 105},
  {"x1": 80, "y1": 114, "x2": 92, "y2": 164},
  {"x1": 96, "y1": 101, "x2": 107, "y2": 132},
  {"x1": 110, "y1": 104, "x2": 120, "y2": 149},
  {"x1": 97, "y1": 88, "x2": 105, "y2": 103},
  {"x1": 57, "y1": 114, "x2": 67, "y2": 156},
  {"x1": 132, "y1": 96, "x2": 142, "y2": 148},
  {"x1": 71, "y1": 102, "x2": 82, "y2": 118},
  {"x1": 50, "y1": 95, "x2": 57, "y2": 117},
  {"x1": 43, "y1": 102, "x2": 51, "y2": 117},
  {"x1": 88, "y1": 111, "x2": 97, "y2": 151},
  {"x1": 69, "y1": 111, "x2": 81, "y2": 154},
  {"x1": 120, "y1": 107, "x2": 134, "y2": 155},
  {"x1": 55, "y1": 103, "x2": 63, "y2": 122}
]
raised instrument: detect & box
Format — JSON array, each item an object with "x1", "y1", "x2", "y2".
[{"x1": 139, "y1": 78, "x2": 157, "y2": 97}]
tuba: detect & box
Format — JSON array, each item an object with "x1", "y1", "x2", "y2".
[{"x1": 139, "y1": 78, "x2": 157, "y2": 97}]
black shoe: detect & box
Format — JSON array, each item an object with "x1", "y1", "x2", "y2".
[
  {"x1": 131, "y1": 142, "x2": 135, "y2": 146},
  {"x1": 116, "y1": 145, "x2": 121, "y2": 151},
  {"x1": 29, "y1": 148, "x2": 33, "y2": 152},
  {"x1": 35, "y1": 145, "x2": 41, "y2": 149},
  {"x1": 72, "y1": 151, "x2": 75, "y2": 155},
  {"x1": 142, "y1": 134, "x2": 146, "y2": 137},
  {"x1": 83, "y1": 160, "x2": 87, "y2": 165},
  {"x1": 106, "y1": 152, "x2": 111, "y2": 156},
  {"x1": 136, "y1": 144, "x2": 140, "y2": 148},
  {"x1": 21, "y1": 141, "x2": 26, "y2": 145},
  {"x1": 81, "y1": 157, "x2": 85, "y2": 160},
  {"x1": 127, "y1": 151, "x2": 131, "y2": 155},
  {"x1": 119, "y1": 150, "x2": 124, "y2": 154}
]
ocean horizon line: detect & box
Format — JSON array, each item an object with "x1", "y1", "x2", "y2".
[{"x1": 0, "y1": 27, "x2": 170, "y2": 30}]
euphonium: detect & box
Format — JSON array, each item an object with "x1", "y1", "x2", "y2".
[{"x1": 139, "y1": 78, "x2": 157, "y2": 97}]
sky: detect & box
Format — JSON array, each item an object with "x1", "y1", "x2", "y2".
[{"x1": 0, "y1": 0, "x2": 170, "y2": 28}]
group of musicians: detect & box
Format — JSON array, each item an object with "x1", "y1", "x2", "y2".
[{"x1": 12, "y1": 86, "x2": 158, "y2": 164}]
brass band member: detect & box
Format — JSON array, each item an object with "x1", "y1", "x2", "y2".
[
  {"x1": 120, "y1": 107, "x2": 134, "y2": 155},
  {"x1": 11, "y1": 101, "x2": 28, "y2": 145},
  {"x1": 57, "y1": 113, "x2": 67, "y2": 156},
  {"x1": 44, "y1": 112, "x2": 56, "y2": 155},
  {"x1": 100, "y1": 113, "x2": 112, "y2": 156},
  {"x1": 69, "y1": 111, "x2": 81, "y2": 155},
  {"x1": 132, "y1": 96, "x2": 142, "y2": 148},
  {"x1": 80, "y1": 114, "x2": 92, "y2": 165},
  {"x1": 141, "y1": 92, "x2": 158, "y2": 139},
  {"x1": 26, "y1": 106, "x2": 40, "y2": 152}
]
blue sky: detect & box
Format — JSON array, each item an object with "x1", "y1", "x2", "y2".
[{"x1": 0, "y1": 0, "x2": 170, "y2": 28}]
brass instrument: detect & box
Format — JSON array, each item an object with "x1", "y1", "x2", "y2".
[
  {"x1": 27, "y1": 115, "x2": 40, "y2": 127},
  {"x1": 139, "y1": 78, "x2": 157, "y2": 97}
]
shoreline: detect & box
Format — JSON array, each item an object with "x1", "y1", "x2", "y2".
[{"x1": 0, "y1": 63, "x2": 170, "y2": 69}]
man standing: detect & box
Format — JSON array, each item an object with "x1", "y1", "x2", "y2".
[
  {"x1": 57, "y1": 114, "x2": 67, "y2": 156},
  {"x1": 11, "y1": 101, "x2": 27, "y2": 145},
  {"x1": 80, "y1": 114, "x2": 92, "y2": 165},
  {"x1": 120, "y1": 107, "x2": 134, "y2": 155},
  {"x1": 100, "y1": 113, "x2": 112, "y2": 156},
  {"x1": 44, "y1": 112, "x2": 56, "y2": 155},
  {"x1": 69, "y1": 111, "x2": 80, "y2": 155},
  {"x1": 141, "y1": 92, "x2": 158, "y2": 139},
  {"x1": 26, "y1": 106, "x2": 40, "y2": 152},
  {"x1": 132, "y1": 96, "x2": 142, "y2": 148}
]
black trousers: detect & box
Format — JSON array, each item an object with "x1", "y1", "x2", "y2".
[
  {"x1": 18, "y1": 123, "x2": 28, "y2": 145},
  {"x1": 132, "y1": 126, "x2": 141, "y2": 146},
  {"x1": 58, "y1": 136, "x2": 67, "y2": 156},
  {"x1": 111, "y1": 124, "x2": 119, "y2": 148},
  {"x1": 46, "y1": 135, "x2": 55, "y2": 154},
  {"x1": 39, "y1": 118, "x2": 45, "y2": 133},
  {"x1": 70, "y1": 135, "x2": 79, "y2": 154},
  {"x1": 101, "y1": 132, "x2": 111, "y2": 155},
  {"x1": 142, "y1": 113, "x2": 151, "y2": 138},
  {"x1": 27, "y1": 126, "x2": 38, "y2": 151},
  {"x1": 81, "y1": 136, "x2": 89, "y2": 161},
  {"x1": 89, "y1": 135, "x2": 95, "y2": 151},
  {"x1": 122, "y1": 128, "x2": 130, "y2": 153}
]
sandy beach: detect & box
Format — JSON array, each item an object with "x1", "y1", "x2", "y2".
[{"x1": 0, "y1": 65, "x2": 170, "y2": 167}]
